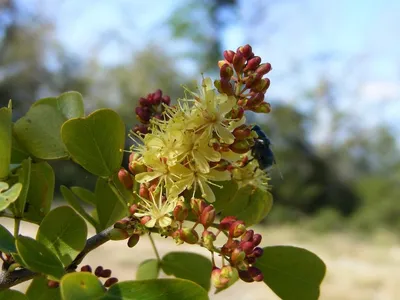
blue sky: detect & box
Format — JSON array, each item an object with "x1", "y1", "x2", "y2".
[{"x1": 20, "y1": 0, "x2": 400, "y2": 139}]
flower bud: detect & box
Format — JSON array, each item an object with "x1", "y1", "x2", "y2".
[
  {"x1": 202, "y1": 230, "x2": 216, "y2": 251},
  {"x1": 240, "y1": 44, "x2": 253, "y2": 58},
  {"x1": 80, "y1": 265, "x2": 92, "y2": 273},
  {"x1": 214, "y1": 79, "x2": 223, "y2": 93},
  {"x1": 100, "y1": 269, "x2": 112, "y2": 278},
  {"x1": 47, "y1": 280, "x2": 59, "y2": 288},
  {"x1": 127, "y1": 234, "x2": 140, "y2": 248},
  {"x1": 129, "y1": 204, "x2": 138, "y2": 215},
  {"x1": 162, "y1": 95, "x2": 171, "y2": 105},
  {"x1": 118, "y1": 168, "x2": 133, "y2": 189},
  {"x1": 251, "y1": 102, "x2": 271, "y2": 114},
  {"x1": 239, "y1": 270, "x2": 254, "y2": 283},
  {"x1": 190, "y1": 198, "x2": 207, "y2": 217},
  {"x1": 243, "y1": 56, "x2": 261, "y2": 72},
  {"x1": 132, "y1": 124, "x2": 149, "y2": 135},
  {"x1": 140, "y1": 216, "x2": 152, "y2": 226},
  {"x1": 231, "y1": 248, "x2": 246, "y2": 264},
  {"x1": 241, "y1": 241, "x2": 254, "y2": 255},
  {"x1": 220, "y1": 64, "x2": 234, "y2": 79},
  {"x1": 251, "y1": 247, "x2": 263, "y2": 258},
  {"x1": 246, "y1": 257, "x2": 256, "y2": 264},
  {"x1": 229, "y1": 139, "x2": 251, "y2": 154},
  {"x1": 135, "y1": 107, "x2": 151, "y2": 123},
  {"x1": 171, "y1": 229, "x2": 184, "y2": 245},
  {"x1": 231, "y1": 106, "x2": 244, "y2": 120},
  {"x1": 104, "y1": 277, "x2": 119, "y2": 287},
  {"x1": 223, "y1": 50, "x2": 235, "y2": 63},
  {"x1": 114, "y1": 219, "x2": 129, "y2": 229},
  {"x1": 180, "y1": 227, "x2": 199, "y2": 244},
  {"x1": 139, "y1": 184, "x2": 150, "y2": 199},
  {"x1": 224, "y1": 238, "x2": 240, "y2": 251},
  {"x1": 252, "y1": 78, "x2": 270, "y2": 93},
  {"x1": 94, "y1": 266, "x2": 103, "y2": 277},
  {"x1": 252, "y1": 234, "x2": 262, "y2": 246},
  {"x1": 229, "y1": 221, "x2": 246, "y2": 238},
  {"x1": 241, "y1": 230, "x2": 254, "y2": 242},
  {"x1": 220, "y1": 78, "x2": 234, "y2": 96},
  {"x1": 200, "y1": 205, "x2": 216, "y2": 228},
  {"x1": 256, "y1": 63, "x2": 272, "y2": 76},
  {"x1": 233, "y1": 51, "x2": 246, "y2": 73},
  {"x1": 211, "y1": 267, "x2": 228, "y2": 288},
  {"x1": 219, "y1": 216, "x2": 237, "y2": 231},
  {"x1": 173, "y1": 204, "x2": 188, "y2": 222},
  {"x1": 248, "y1": 266, "x2": 264, "y2": 282},
  {"x1": 233, "y1": 126, "x2": 252, "y2": 140},
  {"x1": 247, "y1": 93, "x2": 264, "y2": 107},
  {"x1": 108, "y1": 228, "x2": 130, "y2": 240}
]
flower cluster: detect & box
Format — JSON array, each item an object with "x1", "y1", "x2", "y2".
[{"x1": 117, "y1": 44, "x2": 273, "y2": 288}]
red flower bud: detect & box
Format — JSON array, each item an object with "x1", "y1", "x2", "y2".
[
  {"x1": 233, "y1": 51, "x2": 246, "y2": 73},
  {"x1": 231, "y1": 247, "x2": 246, "y2": 264},
  {"x1": 251, "y1": 247, "x2": 263, "y2": 258},
  {"x1": 251, "y1": 102, "x2": 271, "y2": 114},
  {"x1": 244, "y1": 56, "x2": 261, "y2": 72},
  {"x1": 190, "y1": 198, "x2": 207, "y2": 217},
  {"x1": 220, "y1": 63, "x2": 234, "y2": 79},
  {"x1": 241, "y1": 230, "x2": 254, "y2": 242},
  {"x1": 202, "y1": 230, "x2": 216, "y2": 251},
  {"x1": 256, "y1": 63, "x2": 272, "y2": 76},
  {"x1": 108, "y1": 228, "x2": 130, "y2": 241},
  {"x1": 200, "y1": 205, "x2": 216, "y2": 228},
  {"x1": 127, "y1": 234, "x2": 140, "y2": 248},
  {"x1": 229, "y1": 139, "x2": 251, "y2": 154},
  {"x1": 80, "y1": 265, "x2": 92, "y2": 273},
  {"x1": 173, "y1": 205, "x2": 188, "y2": 222},
  {"x1": 223, "y1": 50, "x2": 235, "y2": 63},
  {"x1": 212, "y1": 267, "x2": 228, "y2": 288},
  {"x1": 231, "y1": 106, "x2": 244, "y2": 120},
  {"x1": 248, "y1": 266, "x2": 264, "y2": 282},
  {"x1": 233, "y1": 126, "x2": 252, "y2": 140},
  {"x1": 47, "y1": 280, "x2": 59, "y2": 288},
  {"x1": 239, "y1": 270, "x2": 254, "y2": 283},
  {"x1": 94, "y1": 266, "x2": 103, "y2": 277},
  {"x1": 100, "y1": 269, "x2": 112, "y2": 278},
  {"x1": 240, "y1": 44, "x2": 253, "y2": 59},
  {"x1": 104, "y1": 277, "x2": 119, "y2": 287},
  {"x1": 140, "y1": 216, "x2": 152, "y2": 226},
  {"x1": 241, "y1": 241, "x2": 254, "y2": 255},
  {"x1": 162, "y1": 95, "x2": 171, "y2": 105},
  {"x1": 220, "y1": 78, "x2": 234, "y2": 96},
  {"x1": 118, "y1": 168, "x2": 133, "y2": 190},
  {"x1": 247, "y1": 93, "x2": 264, "y2": 107},
  {"x1": 252, "y1": 78, "x2": 270, "y2": 93},
  {"x1": 180, "y1": 228, "x2": 199, "y2": 244},
  {"x1": 219, "y1": 216, "x2": 237, "y2": 231},
  {"x1": 252, "y1": 234, "x2": 262, "y2": 246},
  {"x1": 129, "y1": 204, "x2": 138, "y2": 215}
]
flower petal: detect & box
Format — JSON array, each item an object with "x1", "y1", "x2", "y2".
[{"x1": 135, "y1": 171, "x2": 162, "y2": 183}]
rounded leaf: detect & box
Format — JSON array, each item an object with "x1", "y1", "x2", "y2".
[
  {"x1": 255, "y1": 246, "x2": 326, "y2": 300},
  {"x1": 0, "y1": 289, "x2": 28, "y2": 300},
  {"x1": 26, "y1": 276, "x2": 61, "y2": 300},
  {"x1": 161, "y1": 252, "x2": 212, "y2": 291},
  {"x1": 9, "y1": 158, "x2": 31, "y2": 217},
  {"x1": 0, "y1": 224, "x2": 16, "y2": 253},
  {"x1": 16, "y1": 236, "x2": 65, "y2": 280},
  {"x1": 0, "y1": 182, "x2": 22, "y2": 212},
  {"x1": 33, "y1": 92, "x2": 84, "y2": 120},
  {"x1": 61, "y1": 109, "x2": 125, "y2": 177},
  {"x1": 36, "y1": 206, "x2": 88, "y2": 266},
  {"x1": 136, "y1": 259, "x2": 160, "y2": 280},
  {"x1": 60, "y1": 272, "x2": 105, "y2": 300},
  {"x1": 103, "y1": 279, "x2": 209, "y2": 300}
]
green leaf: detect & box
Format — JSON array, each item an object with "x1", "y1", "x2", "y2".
[
  {"x1": 0, "y1": 224, "x2": 16, "y2": 253},
  {"x1": 0, "y1": 102, "x2": 12, "y2": 179},
  {"x1": 0, "y1": 289, "x2": 28, "y2": 300},
  {"x1": 33, "y1": 92, "x2": 84, "y2": 120},
  {"x1": 211, "y1": 181, "x2": 238, "y2": 212},
  {"x1": 220, "y1": 186, "x2": 273, "y2": 226},
  {"x1": 161, "y1": 252, "x2": 212, "y2": 292},
  {"x1": 36, "y1": 206, "x2": 87, "y2": 267},
  {"x1": 14, "y1": 105, "x2": 68, "y2": 159},
  {"x1": 255, "y1": 246, "x2": 326, "y2": 300},
  {"x1": 61, "y1": 109, "x2": 125, "y2": 177},
  {"x1": 71, "y1": 186, "x2": 96, "y2": 206},
  {"x1": 95, "y1": 178, "x2": 127, "y2": 230},
  {"x1": 60, "y1": 186, "x2": 99, "y2": 232},
  {"x1": 136, "y1": 259, "x2": 160, "y2": 280},
  {"x1": 13, "y1": 93, "x2": 84, "y2": 160},
  {"x1": 0, "y1": 182, "x2": 22, "y2": 212},
  {"x1": 9, "y1": 158, "x2": 31, "y2": 217},
  {"x1": 60, "y1": 272, "x2": 105, "y2": 300},
  {"x1": 26, "y1": 276, "x2": 61, "y2": 300},
  {"x1": 16, "y1": 236, "x2": 65, "y2": 280},
  {"x1": 23, "y1": 162, "x2": 54, "y2": 223},
  {"x1": 10, "y1": 129, "x2": 30, "y2": 164},
  {"x1": 103, "y1": 279, "x2": 209, "y2": 300}
]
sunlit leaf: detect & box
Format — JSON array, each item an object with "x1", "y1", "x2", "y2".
[
  {"x1": 60, "y1": 272, "x2": 105, "y2": 300},
  {"x1": 136, "y1": 259, "x2": 160, "y2": 280},
  {"x1": 0, "y1": 224, "x2": 16, "y2": 253},
  {"x1": 26, "y1": 276, "x2": 61, "y2": 300},
  {"x1": 0, "y1": 182, "x2": 22, "y2": 212},
  {"x1": 0, "y1": 102, "x2": 12, "y2": 179}
]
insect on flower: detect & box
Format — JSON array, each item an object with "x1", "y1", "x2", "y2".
[{"x1": 251, "y1": 125, "x2": 283, "y2": 178}]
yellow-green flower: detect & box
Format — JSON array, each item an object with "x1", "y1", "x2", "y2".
[{"x1": 232, "y1": 160, "x2": 270, "y2": 192}]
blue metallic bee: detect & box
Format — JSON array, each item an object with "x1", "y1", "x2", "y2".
[{"x1": 251, "y1": 125, "x2": 276, "y2": 171}]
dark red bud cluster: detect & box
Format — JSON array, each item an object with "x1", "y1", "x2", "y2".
[
  {"x1": 133, "y1": 89, "x2": 171, "y2": 134},
  {"x1": 218, "y1": 44, "x2": 272, "y2": 114}
]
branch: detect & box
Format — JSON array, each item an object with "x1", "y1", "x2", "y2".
[{"x1": 0, "y1": 226, "x2": 114, "y2": 290}]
